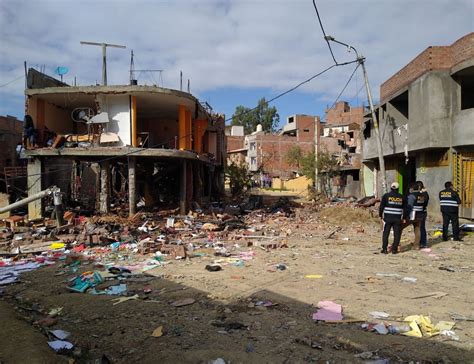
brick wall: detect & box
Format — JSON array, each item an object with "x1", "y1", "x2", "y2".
[
  {"x1": 381, "y1": 32, "x2": 474, "y2": 101},
  {"x1": 0, "y1": 116, "x2": 23, "y2": 169},
  {"x1": 325, "y1": 101, "x2": 364, "y2": 125},
  {"x1": 226, "y1": 136, "x2": 244, "y2": 152}
]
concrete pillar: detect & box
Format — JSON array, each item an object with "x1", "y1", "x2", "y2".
[
  {"x1": 99, "y1": 161, "x2": 110, "y2": 214},
  {"x1": 27, "y1": 158, "x2": 42, "y2": 219},
  {"x1": 180, "y1": 160, "x2": 187, "y2": 214},
  {"x1": 144, "y1": 162, "x2": 155, "y2": 207},
  {"x1": 128, "y1": 157, "x2": 136, "y2": 216},
  {"x1": 131, "y1": 96, "x2": 138, "y2": 147},
  {"x1": 185, "y1": 110, "x2": 192, "y2": 150},
  {"x1": 178, "y1": 105, "x2": 186, "y2": 150}
]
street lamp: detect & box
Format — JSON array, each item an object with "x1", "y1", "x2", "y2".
[{"x1": 325, "y1": 36, "x2": 387, "y2": 194}]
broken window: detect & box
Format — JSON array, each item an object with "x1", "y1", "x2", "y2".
[
  {"x1": 453, "y1": 66, "x2": 474, "y2": 110},
  {"x1": 389, "y1": 90, "x2": 409, "y2": 119},
  {"x1": 363, "y1": 120, "x2": 371, "y2": 139}
]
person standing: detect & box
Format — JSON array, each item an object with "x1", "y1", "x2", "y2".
[
  {"x1": 405, "y1": 182, "x2": 427, "y2": 250},
  {"x1": 416, "y1": 181, "x2": 430, "y2": 249},
  {"x1": 379, "y1": 182, "x2": 405, "y2": 254},
  {"x1": 439, "y1": 181, "x2": 462, "y2": 242}
]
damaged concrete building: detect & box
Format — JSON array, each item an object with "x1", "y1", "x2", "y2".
[
  {"x1": 363, "y1": 32, "x2": 474, "y2": 218},
  {"x1": 24, "y1": 69, "x2": 226, "y2": 219}
]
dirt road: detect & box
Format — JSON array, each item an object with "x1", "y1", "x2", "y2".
[{"x1": 1, "y1": 207, "x2": 473, "y2": 363}]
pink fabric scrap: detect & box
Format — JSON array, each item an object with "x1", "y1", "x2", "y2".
[{"x1": 312, "y1": 300, "x2": 343, "y2": 321}]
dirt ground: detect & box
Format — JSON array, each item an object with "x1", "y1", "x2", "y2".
[{"x1": 1, "y1": 205, "x2": 473, "y2": 363}]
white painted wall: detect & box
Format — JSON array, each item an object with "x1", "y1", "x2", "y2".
[{"x1": 106, "y1": 95, "x2": 131, "y2": 146}]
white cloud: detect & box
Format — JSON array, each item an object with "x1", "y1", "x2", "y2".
[{"x1": 0, "y1": 0, "x2": 472, "y2": 116}]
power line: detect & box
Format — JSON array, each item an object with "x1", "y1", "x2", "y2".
[
  {"x1": 328, "y1": 63, "x2": 360, "y2": 111},
  {"x1": 0, "y1": 75, "x2": 24, "y2": 88},
  {"x1": 226, "y1": 59, "x2": 358, "y2": 123},
  {"x1": 312, "y1": 0, "x2": 338, "y2": 65}
]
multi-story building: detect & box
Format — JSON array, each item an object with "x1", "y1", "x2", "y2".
[
  {"x1": 0, "y1": 115, "x2": 26, "y2": 197},
  {"x1": 363, "y1": 32, "x2": 474, "y2": 218},
  {"x1": 0, "y1": 115, "x2": 23, "y2": 169},
  {"x1": 23, "y1": 68, "x2": 226, "y2": 218},
  {"x1": 245, "y1": 114, "x2": 318, "y2": 178}
]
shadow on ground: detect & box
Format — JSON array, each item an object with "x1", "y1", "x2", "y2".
[{"x1": 1, "y1": 262, "x2": 472, "y2": 364}]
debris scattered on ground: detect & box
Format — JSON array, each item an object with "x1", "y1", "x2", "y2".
[{"x1": 313, "y1": 301, "x2": 343, "y2": 321}]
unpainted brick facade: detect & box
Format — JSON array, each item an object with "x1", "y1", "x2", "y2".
[{"x1": 381, "y1": 32, "x2": 474, "y2": 101}]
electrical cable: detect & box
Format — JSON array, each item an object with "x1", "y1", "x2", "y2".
[
  {"x1": 312, "y1": 0, "x2": 338, "y2": 65},
  {"x1": 327, "y1": 63, "x2": 360, "y2": 111},
  {"x1": 226, "y1": 59, "x2": 358, "y2": 124},
  {"x1": 0, "y1": 75, "x2": 24, "y2": 88}
]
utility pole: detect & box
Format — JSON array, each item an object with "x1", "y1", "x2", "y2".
[
  {"x1": 325, "y1": 36, "x2": 387, "y2": 194},
  {"x1": 80, "y1": 41, "x2": 126, "y2": 86},
  {"x1": 314, "y1": 116, "x2": 319, "y2": 192}
]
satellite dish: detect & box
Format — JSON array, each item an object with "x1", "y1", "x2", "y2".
[{"x1": 55, "y1": 66, "x2": 69, "y2": 82}]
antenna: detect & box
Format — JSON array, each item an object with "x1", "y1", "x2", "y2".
[
  {"x1": 80, "y1": 41, "x2": 126, "y2": 85},
  {"x1": 55, "y1": 66, "x2": 69, "y2": 82},
  {"x1": 180, "y1": 71, "x2": 183, "y2": 91},
  {"x1": 130, "y1": 50, "x2": 136, "y2": 85}
]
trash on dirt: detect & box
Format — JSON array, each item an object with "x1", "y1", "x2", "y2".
[
  {"x1": 439, "y1": 266, "x2": 456, "y2": 272},
  {"x1": 50, "y1": 242, "x2": 65, "y2": 250},
  {"x1": 305, "y1": 275, "x2": 323, "y2": 279},
  {"x1": 171, "y1": 298, "x2": 196, "y2": 307},
  {"x1": 211, "y1": 321, "x2": 247, "y2": 331},
  {"x1": 67, "y1": 271, "x2": 104, "y2": 293},
  {"x1": 402, "y1": 315, "x2": 455, "y2": 338},
  {"x1": 152, "y1": 325, "x2": 164, "y2": 337},
  {"x1": 48, "y1": 307, "x2": 63, "y2": 317},
  {"x1": 209, "y1": 359, "x2": 226, "y2": 364},
  {"x1": 354, "y1": 351, "x2": 377, "y2": 359},
  {"x1": 0, "y1": 261, "x2": 43, "y2": 285},
  {"x1": 402, "y1": 277, "x2": 418, "y2": 283},
  {"x1": 369, "y1": 311, "x2": 390, "y2": 319},
  {"x1": 460, "y1": 223, "x2": 474, "y2": 232},
  {"x1": 111, "y1": 294, "x2": 139, "y2": 305},
  {"x1": 373, "y1": 323, "x2": 389, "y2": 335},
  {"x1": 411, "y1": 291, "x2": 447, "y2": 300},
  {"x1": 312, "y1": 301, "x2": 343, "y2": 321},
  {"x1": 50, "y1": 329, "x2": 70, "y2": 340},
  {"x1": 376, "y1": 273, "x2": 401, "y2": 278},
  {"x1": 440, "y1": 330, "x2": 460, "y2": 341},
  {"x1": 48, "y1": 340, "x2": 74, "y2": 352},
  {"x1": 105, "y1": 284, "x2": 127, "y2": 295},
  {"x1": 34, "y1": 317, "x2": 58, "y2": 327},
  {"x1": 205, "y1": 264, "x2": 222, "y2": 272},
  {"x1": 449, "y1": 312, "x2": 474, "y2": 321},
  {"x1": 294, "y1": 337, "x2": 323, "y2": 350},
  {"x1": 255, "y1": 300, "x2": 276, "y2": 307}
]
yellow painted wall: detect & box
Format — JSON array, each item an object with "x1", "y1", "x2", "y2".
[{"x1": 272, "y1": 176, "x2": 312, "y2": 191}]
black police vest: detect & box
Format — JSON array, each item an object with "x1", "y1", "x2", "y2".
[
  {"x1": 439, "y1": 189, "x2": 459, "y2": 211},
  {"x1": 383, "y1": 192, "x2": 403, "y2": 217},
  {"x1": 412, "y1": 191, "x2": 427, "y2": 214}
]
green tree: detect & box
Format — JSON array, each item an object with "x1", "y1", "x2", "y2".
[
  {"x1": 285, "y1": 147, "x2": 339, "y2": 196},
  {"x1": 231, "y1": 98, "x2": 279, "y2": 134},
  {"x1": 225, "y1": 162, "x2": 252, "y2": 196}
]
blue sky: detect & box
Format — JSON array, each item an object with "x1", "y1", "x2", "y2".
[{"x1": 1, "y1": 0, "x2": 472, "y2": 126}]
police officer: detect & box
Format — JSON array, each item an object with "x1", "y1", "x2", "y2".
[
  {"x1": 379, "y1": 182, "x2": 405, "y2": 254},
  {"x1": 439, "y1": 181, "x2": 462, "y2": 241},
  {"x1": 416, "y1": 181, "x2": 429, "y2": 248},
  {"x1": 409, "y1": 182, "x2": 429, "y2": 249}
]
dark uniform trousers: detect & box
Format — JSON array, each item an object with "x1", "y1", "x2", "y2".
[
  {"x1": 382, "y1": 219, "x2": 402, "y2": 252},
  {"x1": 442, "y1": 211, "x2": 460, "y2": 241}
]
